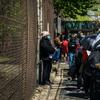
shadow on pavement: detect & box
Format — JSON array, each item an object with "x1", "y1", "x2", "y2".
[{"x1": 58, "y1": 79, "x2": 88, "y2": 100}]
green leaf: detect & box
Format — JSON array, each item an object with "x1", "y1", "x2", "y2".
[{"x1": 53, "y1": 0, "x2": 97, "y2": 19}]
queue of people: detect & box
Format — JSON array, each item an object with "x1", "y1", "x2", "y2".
[{"x1": 39, "y1": 30, "x2": 100, "y2": 99}]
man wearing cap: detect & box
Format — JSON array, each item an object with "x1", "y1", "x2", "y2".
[{"x1": 40, "y1": 31, "x2": 55, "y2": 85}]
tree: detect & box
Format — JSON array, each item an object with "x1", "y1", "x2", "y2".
[{"x1": 53, "y1": 0, "x2": 96, "y2": 19}]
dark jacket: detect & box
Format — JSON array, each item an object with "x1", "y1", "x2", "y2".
[
  {"x1": 40, "y1": 37, "x2": 55, "y2": 60},
  {"x1": 68, "y1": 38, "x2": 76, "y2": 53}
]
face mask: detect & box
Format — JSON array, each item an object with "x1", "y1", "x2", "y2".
[{"x1": 47, "y1": 35, "x2": 51, "y2": 40}]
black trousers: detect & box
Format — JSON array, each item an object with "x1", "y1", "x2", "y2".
[
  {"x1": 42, "y1": 59, "x2": 52, "y2": 83},
  {"x1": 83, "y1": 74, "x2": 91, "y2": 94}
]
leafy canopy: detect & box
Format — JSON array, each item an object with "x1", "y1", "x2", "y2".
[{"x1": 53, "y1": 0, "x2": 96, "y2": 19}]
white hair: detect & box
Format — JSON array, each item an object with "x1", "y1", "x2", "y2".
[{"x1": 40, "y1": 31, "x2": 50, "y2": 37}]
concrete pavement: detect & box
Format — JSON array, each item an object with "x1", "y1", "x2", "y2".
[{"x1": 31, "y1": 62, "x2": 89, "y2": 100}]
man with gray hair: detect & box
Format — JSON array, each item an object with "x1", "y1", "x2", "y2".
[{"x1": 40, "y1": 31, "x2": 55, "y2": 85}]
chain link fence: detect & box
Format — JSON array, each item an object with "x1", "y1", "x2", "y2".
[
  {"x1": 0, "y1": 0, "x2": 38, "y2": 100},
  {"x1": 0, "y1": 0, "x2": 54, "y2": 100}
]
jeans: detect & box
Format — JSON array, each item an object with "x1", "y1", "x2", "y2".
[{"x1": 52, "y1": 48, "x2": 60, "y2": 61}]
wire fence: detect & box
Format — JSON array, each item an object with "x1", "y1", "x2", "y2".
[
  {"x1": 0, "y1": 0, "x2": 38, "y2": 100},
  {"x1": 0, "y1": 0, "x2": 54, "y2": 100}
]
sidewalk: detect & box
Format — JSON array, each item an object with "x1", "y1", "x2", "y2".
[
  {"x1": 31, "y1": 62, "x2": 88, "y2": 100},
  {"x1": 30, "y1": 62, "x2": 59, "y2": 100}
]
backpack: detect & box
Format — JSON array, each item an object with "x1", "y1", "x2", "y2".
[{"x1": 70, "y1": 39, "x2": 76, "y2": 47}]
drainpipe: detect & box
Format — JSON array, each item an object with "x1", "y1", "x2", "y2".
[{"x1": 37, "y1": 0, "x2": 43, "y2": 84}]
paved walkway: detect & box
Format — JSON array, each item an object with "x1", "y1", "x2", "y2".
[{"x1": 31, "y1": 62, "x2": 89, "y2": 100}]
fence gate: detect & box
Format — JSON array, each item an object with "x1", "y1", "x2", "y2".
[{"x1": 0, "y1": 0, "x2": 38, "y2": 100}]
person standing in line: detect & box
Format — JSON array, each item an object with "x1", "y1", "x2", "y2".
[
  {"x1": 61, "y1": 36, "x2": 69, "y2": 61},
  {"x1": 68, "y1": 34, "x2": 76, "y2": 79},
  {"x1": 53, "y1": 33, "x2": 61, "y2": 63},
  {"x1": 40, "y1": 31, "x2": 55, "y2": 85}
]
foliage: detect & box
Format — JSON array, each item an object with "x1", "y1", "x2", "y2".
[
  {"x1": 75, "y1": 15, "x2": 93, "y2": 21},
  {"x1": 0, "y1": 0, "x2": 22, "y2": 20},
  {"x1": 53, "y1": 0, "x2": 96, "y2": 19}
]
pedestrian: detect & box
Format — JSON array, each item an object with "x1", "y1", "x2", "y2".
[
  {"x1": 40, "y1": 31, "x2": 55, "y2": 85},
  {"x1": 75, "y1": 43, "x2": 83, "y2": 89},
  {"x1": 68, "y1": 34, "x2": 76, "y2": 79},
  {"x1": 89, "y1": 33, "x2": 100, "y2": 100},
  {"x1": 61, "y1": 36, "x2": 69, "y2": 61},
  {"x1": 53, "y1": 33, "x2": 61, "y2": 62}
]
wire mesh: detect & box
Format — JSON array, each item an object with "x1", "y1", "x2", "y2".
[{"x1": 0, "y1": 0, "x2": 38, "y2": 100}]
